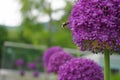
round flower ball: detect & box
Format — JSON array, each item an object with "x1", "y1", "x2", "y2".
[
  {"x1": 48, "y1": 51, "x2": 73, "y2": 73},
  {"x1": 69, "y1": 0, "x2": 120, "y2": 53},
  {"x1": 28, "y1": 62, "x2": 37, "y2": 70},
  {"x1": 20, "y1": 70, "x2": 25, "y2": 76},
  {"x1": 16, "y1": 59, "x2": 24, "y2": 67},
  {"x1": 58, "y1": 58, "x2": 104, "y2": 80},
  {"x1": 33, "y1": 71, "x2": 39, "y2": 77},
  {"x1": 43, "y1": 46, "x2": 63, "y2": 67}
]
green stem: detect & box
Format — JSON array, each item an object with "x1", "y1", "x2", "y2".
[{"x1": 104, "y1": 49, "x2": 110, "y2": 80}]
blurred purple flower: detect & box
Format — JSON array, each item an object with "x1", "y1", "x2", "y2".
[
  {"x1": 20, "y1": 70, "x2": 25, "y2": 76},
  {"x1": 43, "y1": 46, "x2": 63, "y2": 67},
  {"x1": 58, "y1": 58, "x2": 104, "y2": 80},
  {"x1": 69, "y1": 0, "x2": 120, "y2": 53},
  {"x1": 33, "y1": 71, "x2": 39, "y2": 77},
  {"x1": 16, "y1": 59, "x2": 24, "y2": 67},
  {"x1": 28, "y1": 62, "x2": 37, "y2": 70},
  {"x1": 48, "y1": 51, "x2": 73, "y2": 73}
]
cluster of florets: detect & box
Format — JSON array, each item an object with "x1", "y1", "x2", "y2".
[
  {"x1": 16, "y1": 59, "x2": 24, "y2": 67},
  {"x1": 20, "y1": 70, "x2": 25, "y2": 76},
  {"x1": 28, "y1": 62, "x2": 37, "y2": 70},
  {"x1": 15, "y1": 58, "x2": 41, "y2": 77},
  {"x1": 58, "y1": 58, "x2": 104, "y2": 80},
  {"x1": 48, "y1": 51, "x2": 73, "y2": 73},
  {"x1": 33, "y1": 71, "x2": 39, "y2": 77},
  {"x1": 69, "y1": 0, "x2": 120, "y2": 53},
  {"x1": 43, "y1": 46, "x2": 63, "y2": 67}
]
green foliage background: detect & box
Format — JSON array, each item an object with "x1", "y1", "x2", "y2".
[
  {"x1": 4, "y1": 0, "x2": 76, "y2": 48},
  {"x1": 0, "y1": 0, "x2": 76, "y2": 70},
  {"x1": 0, "y1": 25, "x2": 8, "y2": 67}
]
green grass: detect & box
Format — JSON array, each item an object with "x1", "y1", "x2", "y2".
[{"x1": 111, "y1": 74, "x2": 120, "y2": 80}]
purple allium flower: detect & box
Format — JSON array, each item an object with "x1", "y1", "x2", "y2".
[
  {"x1": 48, "y1": 51, "x2": 73, "y2": 73},
  {"x1": 58, "y1": 58, "x2": 104, "y2": 80},
  {"x1": 16, "y1": 59, "x2": 24, "y2": 67},
  {"x1": 69, "y1": 0, "x2": 120, "y2": 53},
  {"x1": 28, "y1": 62, "x2": 37, "y2": 70},
  {"x1": 43, "y1": 46, "x2": 63, "y2": 67},
  {"x1": 20, "y1": 70, "x2": 25, "y2": 76},
  {"x1": 33, "y1": 71, "x2": 39, "y2": 77}
]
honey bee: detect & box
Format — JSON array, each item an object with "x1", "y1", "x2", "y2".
[{"x1": 61, "y1": 21, "x2": 69, "y2": 28}]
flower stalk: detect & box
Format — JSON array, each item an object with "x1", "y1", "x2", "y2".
[{"x1": 104, "y1": 49, "x2": 110, "y2": 80}]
